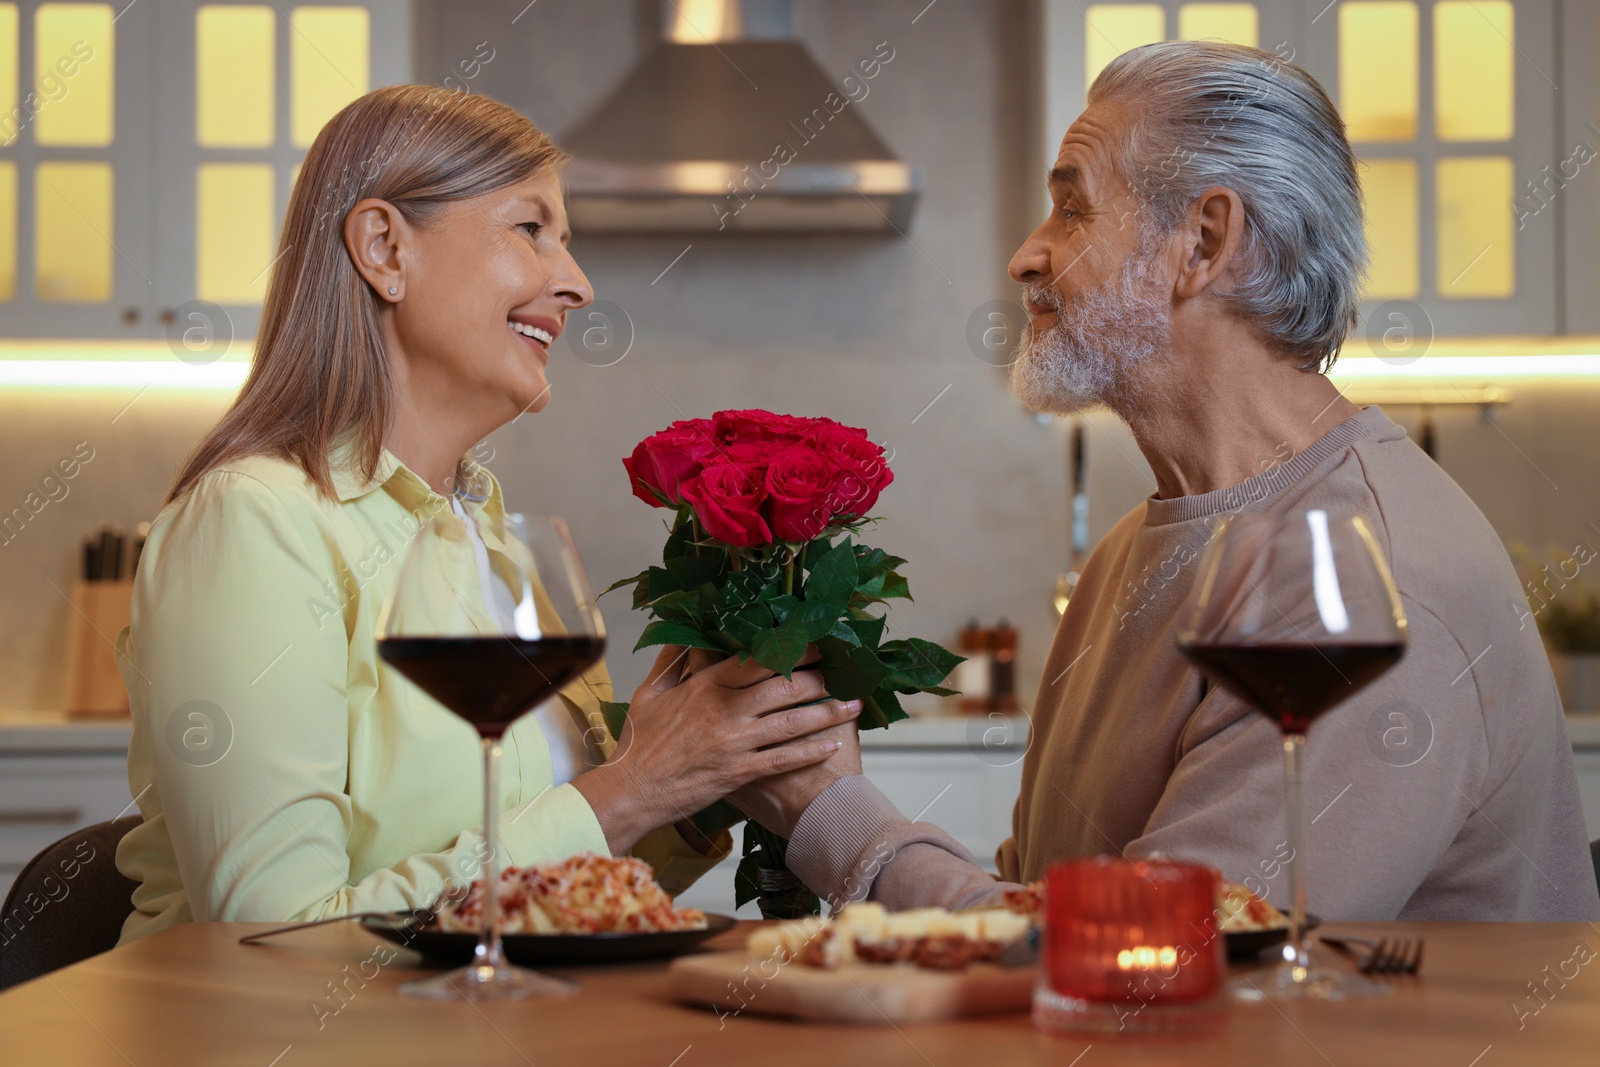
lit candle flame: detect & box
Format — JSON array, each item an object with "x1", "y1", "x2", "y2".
[{"x1": 1116, "y1": 945, "x2": 1179, "y2": 970}]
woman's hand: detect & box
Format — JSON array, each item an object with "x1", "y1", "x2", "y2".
[{"x1": 571, "y1": 645, "x2": 861, "y2": 854}]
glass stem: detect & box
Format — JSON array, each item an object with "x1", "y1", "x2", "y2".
[
  {"x1": 1283, "y1": 730, "x2": 1309, "y2": 979},
  {"x1": 476, "y1": 734, "x2": 504, "y2": 976}
]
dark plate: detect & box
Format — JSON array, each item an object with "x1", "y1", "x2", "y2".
[
  {"x1": 1225, "y1": 914, "x2": 1320, "y2": 962},
  {"x1": 360, "y1": 912, "x2": 737, "y2": 967}
]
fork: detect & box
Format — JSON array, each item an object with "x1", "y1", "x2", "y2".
[{"x1": 1319, "y1": 935, "x2": 1425, "y2": 975}]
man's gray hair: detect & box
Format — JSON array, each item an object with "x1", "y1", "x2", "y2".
[{"x1": 1090, "y1": 41, "x2": 1367, "y2": 372}]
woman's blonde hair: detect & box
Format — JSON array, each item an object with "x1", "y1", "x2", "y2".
[{"x1": 165, "y1": 85, "x2": 570, "y2": 505}]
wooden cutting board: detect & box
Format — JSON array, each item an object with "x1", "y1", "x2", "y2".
[{"x1": 668, "y1": 951, "x2": 1035, "y2": 1024}]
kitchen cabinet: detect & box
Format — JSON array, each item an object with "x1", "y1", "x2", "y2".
[
  {"x1": 856, "y1": 714, "x2": 1029, "y2": 871},
  {"x1": 0, "y1": 0, "x2": 410, "y2": 340},
  {"x1": 1565, "y1": 713, "x2": 1600, "y2": 842},
  {"x1": 0, "y1": 712, "x2": 132, "y2": 902},
  {"x1": 1041, "y1": 0, "x2": 1570, "y2": 336}
]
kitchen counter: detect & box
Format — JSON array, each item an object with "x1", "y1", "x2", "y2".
[
  {"x1": 861, "y1": 713, "x2": 1029, "y2": 749},
  {"x1": 0, "y1": 709, "x2": 1030, "y2": 751},
  {"x1": 0, "y1": 712, "x2": 134, "y2": 900},
  {"x1": 1564, "y1": 711, "x2": 1600, "y2": 746},
  {"x1": 0, "y1": 710, "x2": 130, "y2": 752}
]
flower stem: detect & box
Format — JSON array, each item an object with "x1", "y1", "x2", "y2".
[{"x1": 784, "y1": 557, "x2": 795, "y2": 596}]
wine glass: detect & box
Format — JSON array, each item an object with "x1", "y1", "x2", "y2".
[
  {"x1": 1176, "y1": 509, "x2": 1407, "y2": 1001},
  {"x1": 376, "y1": 510, "x2": 606, "y2": 1001}
]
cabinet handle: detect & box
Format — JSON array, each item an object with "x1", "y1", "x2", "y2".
[
  {"x1": 0, "y1": 808, "x2": 81, "y2": 826},
  {"x1": 121, "y1": 308, "x2": 141, "y2": 326}
]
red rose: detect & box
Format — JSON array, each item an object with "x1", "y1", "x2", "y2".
[
  {"x1": 807, "y1": 422, "x2": 894, "y2": 516},
  {"x1": 681, "y1": 462, "x2": 772, "y2": 547},
  {"x1": 712, "y1": 409, "x2": 813, "y2": 448},
  {"x1": 622, "y1": 419, "x2": 717, "y2": 507},
  {"x1": 723, "y1": 439, "x2": 785, "y2": 466},
  {"x1": 764, "y1": 446, "x2": 840, "y2": 543}
]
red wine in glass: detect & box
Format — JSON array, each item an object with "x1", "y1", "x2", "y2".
[
  {"x1": 1176, "y1": 509, "x2": 1407, "y2": 1002},
  {"x1": 378, "y1": 635, "x2": 606, "y2": 738},
  {"x1": 1180, "y1": 641, "x2": 1405, "y2": 735},
  {"x1": 376, "y1": 510, "x2": 607, "y2": 1002}
]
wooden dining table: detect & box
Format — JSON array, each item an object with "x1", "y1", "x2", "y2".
[{"x1": 0, "y1": 918, "x2": 1595, "y2": 1065}]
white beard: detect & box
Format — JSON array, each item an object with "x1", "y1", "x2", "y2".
[{"x1": 1009, "y1": 247, "x2": 1174, "y2": 416}]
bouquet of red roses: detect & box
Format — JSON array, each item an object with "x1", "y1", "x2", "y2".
[{"x1": 601, "y1": 409, "x2": 962, "y2": 915}]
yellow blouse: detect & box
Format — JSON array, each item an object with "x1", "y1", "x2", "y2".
[{"x1": 113, "y1": 444, "x2": 726, "y2": 944}]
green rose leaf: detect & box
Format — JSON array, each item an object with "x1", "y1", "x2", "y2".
[
  {"x1": 598, "y1": 699, "x2": 630, "y2": 742},
  {"x1": 645, "y1": 588, "x2": 707, "y2": 625},
  {"x1": 802, "y1": 535, "x2": 838, "y2": 571},
  {"x1": 665, "y1": 554, "x2": 723, "y2": 591},
  {"x1": 765, "y1": 594, "x2": 800, "y2": 622},
  {"x1": 854, "y1": 547, "x2": 907, "y2": 583},
  {"x1": 663, "y1": 515, "x2": 697, "y2": 562},
  {"x1": 879, "y1": 637, "x2": 965, "y2": 688},
  {"x1": 601, "y1": 568, "x2": 650, "y2": 597},
  {"x1": 641, "y1": 566, "x2": 680, "y2": 605},
  {"x1": 769, "y1": 597, "x2": 843, "y2": 642},
  {"x1": 719, "y1": 604, "x2": 776, "y2": 648},
  {"x1": 845, "y1": 614, "x2": 888, "y2": 648},
  {"x1": 634, "y1": 619, "x2": 722, "y2": 653},
  {"x1": 817, "y1": 636, "x2": 895, "y2": 699},
  {"x1": 877, "y1": 572, "x2": 912, "y2": 601},
  {"x1": 805, "y1": 536, "x2": 860, "y2": 606},
  {"x1": 827, "y1": 619, "x2": 863, "y2": 646},
  {"x1": 725, "y1": 560, "x2": 783, "y2": 606},
  {"x1": 860, "y1": 686, "x2": 907, "y2": 730},
  {"x1": 751, "y1": 620, "x2": 811, "y2": 676},
  {"x1": 708, "y1": 630, "x2": 749, "y2": 654}
]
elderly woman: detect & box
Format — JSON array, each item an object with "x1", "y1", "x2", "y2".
[{"x1": 113, "y1": 85, "x2": 860, "y2": 944}]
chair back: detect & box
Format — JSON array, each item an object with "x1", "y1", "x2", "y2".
[{"x1": 0, "y1": 817, "x2": 141, "y2": 990}]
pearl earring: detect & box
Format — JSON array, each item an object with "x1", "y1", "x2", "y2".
[{"x1": 388, "y1": 285, "x2": 398, "y2": 295}]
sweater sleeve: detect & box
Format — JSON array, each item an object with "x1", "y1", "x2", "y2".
[{"x1": 787, "y1": 776, "x2": 1018, "y2": 911}]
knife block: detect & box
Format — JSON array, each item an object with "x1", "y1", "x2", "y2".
[{"x1": 64, "y1": 579, "x2": 134, "y2": 717}]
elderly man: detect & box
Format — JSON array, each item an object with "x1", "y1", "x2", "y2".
[{"x1": 735, "y1": 41, "x2": 1600, "y2": 921}]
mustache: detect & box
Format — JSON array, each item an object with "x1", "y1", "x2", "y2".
[{"x1": 1022, "y1": 283, "x2": 1065, "y2": 314}]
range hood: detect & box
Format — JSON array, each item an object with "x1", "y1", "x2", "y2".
[{"x1": 561, "y1": 0, "x2": 921, "y2": 235}]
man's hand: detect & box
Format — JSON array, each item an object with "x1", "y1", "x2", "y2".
[
  {"x1": 572, "y1": 644, "x2": 860, "y2": 854},
  {"x1": 729, "y1": 720, "x2": 863, "y2": 838}
]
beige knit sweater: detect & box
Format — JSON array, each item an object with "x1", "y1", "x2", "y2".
[{"x1": 789, "y1": 407, "x2": 1600, "y2": 921}]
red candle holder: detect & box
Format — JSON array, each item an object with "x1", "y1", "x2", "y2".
[{"x1": 1033, "y1": 857, "x2": 1226, "y2": 1035}]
